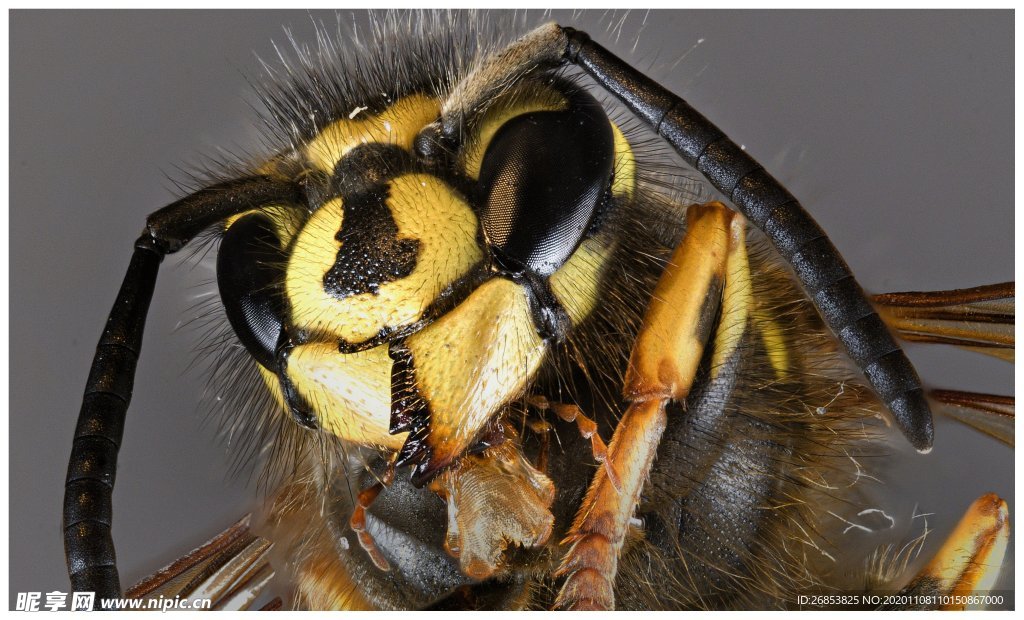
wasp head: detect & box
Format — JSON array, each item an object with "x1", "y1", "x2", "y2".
[{"x1": 216, "y1": 77, "x2": 636, "y2": 490}]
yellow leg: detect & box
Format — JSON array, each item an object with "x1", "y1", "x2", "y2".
[
  {"x1": 349, "y1": 456, "x2": 396, "y2": 573},
  {"x1": 554, "y1": 399, "x2": 667, "y2": 610},
  {"x1": 554, "y1": 203, "x2": 746, "y2": 610},
  {"x1": 885, "y1": 493, "x2": 1009, "y2": 610},
  {"x1": 528, "y1": 395, "x2": 619, "y2": 490}
]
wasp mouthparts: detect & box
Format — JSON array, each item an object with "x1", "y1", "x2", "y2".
[{"x1": 429, "y1": 442, "x2": 555, "y2": 580}]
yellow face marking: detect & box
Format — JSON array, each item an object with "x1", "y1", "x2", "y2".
[
  {"x1": 406, "y1": 278, "x2": 547, "y2": 466},
  {"x1": 610, "y1": 122, "x2": 636, "y2": 201},
  {"x1": 286, "y1": 173, "x2": 483, "y2": 344},
  {"x1": 304, "y1": 94, "x2": 440, "y2": 174},
  {"x1": 279, "y1": 342, "x2": 402, "y2": 450},
  {"x1": 460, "y1": 85, "x2": 567, "y2": 179},
  {"x1": 549, "y1": 235, "x2": 614, "y2": 325},
  {"x1": 710, "y1": 216, "x2": 751, "y2": 379}
]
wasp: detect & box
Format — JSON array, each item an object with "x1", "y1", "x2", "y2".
[{"x1": 58, "y1": 11, "x2": 1013, "y2": 610}]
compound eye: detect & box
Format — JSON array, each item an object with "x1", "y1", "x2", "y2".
[
  {"x1": 478, "y1": 90, "x2": 614, "y2": 276},
  {"x1": 217, "y1": 213, "x2": 288, "y2": 370}
]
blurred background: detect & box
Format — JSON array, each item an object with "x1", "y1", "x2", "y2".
[{"x1": 10, "y1": 9, "x2": 1013, "y2": 608}]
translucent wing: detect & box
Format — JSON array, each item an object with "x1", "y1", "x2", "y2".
[
  {"x1": 873, "y1": 282, "x2": 1014, "y2": 362},
  {"x1": 929, "y1": 390, "x2": 1014, "y2": 448},
  {"x1": 875, "y1": 282, "x2": 1014, "y2": 446},
  {"x1": 125, "y1": 516, "x2": 278, "y2": 611}
]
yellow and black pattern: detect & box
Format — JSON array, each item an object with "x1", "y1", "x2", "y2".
[
  {"x1": 224, "y1": 65, "x2": 636, "y2": 472},
  {"x1": 163, "y1": 14, "x2": 1007, "y2": 612},
  {"x1": 237, "y1": 19, "x2": 856, "y2": 608},
  {"x1": 286, "y1": 169, "x2": 482, "y2": 348}
]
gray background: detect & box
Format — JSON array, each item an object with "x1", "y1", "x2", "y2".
[{"x1": 11, "y1": 10, "x2": 1013, "y2": 606}]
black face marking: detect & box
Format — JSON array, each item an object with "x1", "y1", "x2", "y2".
[
  {"x1": 322, "y1": 144, "x2": 422, "y2": 299},
  {"x1": 337, "y1": 261, "x2": 489, "y2": 350},
  {"x1": 312, "y1": 86, "x2": 609, "y2": 353},
  {"x1": 331, "y1": 142, "x2": 408, "y2": 194},
  {"x1": 324, "y1": 185, "x2": 421, "y2": 298},
  {"x1": 389, "y1": 341, "x2": 425, "y2": 436},
  {"x1": 412, "y1": 263, "x2": 491, "y2": 333},
  {"x1": 330, "y1": 245, "x2": 492, "y2": 356},
  {"x1": 294, "y1": 139, "x2": 486, "y2": 352}
]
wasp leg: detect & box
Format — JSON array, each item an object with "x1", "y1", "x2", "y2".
[
  {"x1": 554, "y1": 400, "x2": 667, "y2": 610},
  {"x1": 63, "y1": 177, "x2": 302, "y2": 602},
  {"x1": 528, "y1": 395, "x2": 618, "y2": 490},
  {"x1": 524, "y1": 417, "x2": 553, "y2": 474},
  {"x1": 554, "y1": 203, "x2": 740, "y2": 610},
  {"x1": 434, "y1": 21, "x2": 934, "y2": 448},
  {"x1": 350, "y1": 455, "x2": 397, "y2": 572},
  {"x1": 880, "y1": 494, "x2": 1010, "y2": 610},
  {"x1": 552, "y1": 403, "x2": 620, "y2": 492},
  {"x1": 874, "y1": 282, "x2": 1014, "y2": 362},
  {"x1": 125, "y1": 515, "x2": 274, "y2": 610}
]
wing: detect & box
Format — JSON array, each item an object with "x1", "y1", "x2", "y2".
[
  {"x1": 874, "y1": 282, "x2": 1013, "y2": 362},
  {"x1": 125, "y1": 515, "x2": 279, "y2": 611}
]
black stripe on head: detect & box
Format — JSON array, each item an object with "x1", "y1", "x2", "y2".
[{"x1": 325, "y1": 144, "x2": 422, "y2": 299}]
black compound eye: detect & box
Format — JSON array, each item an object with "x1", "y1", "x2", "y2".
[
  {"x1": 217, "y1": 213, "x2": 288, "y2": 370},
  {"x1": 478, "y1": 89, "x2": 614, "y2": 276}
]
